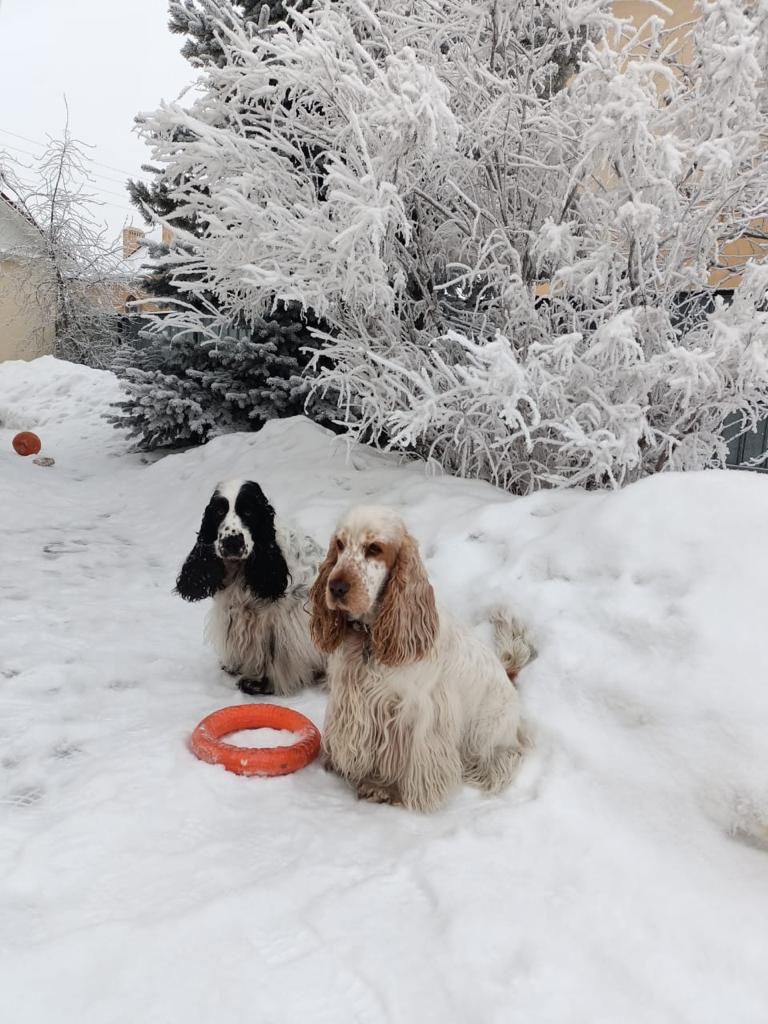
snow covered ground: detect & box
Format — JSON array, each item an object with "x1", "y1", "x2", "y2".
[{"x1": 2, "y1": 357, "x2": 768, "y2": 1024}]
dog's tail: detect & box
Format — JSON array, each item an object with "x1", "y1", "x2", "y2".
[{"x1": 490, "y1": 607, "x2": 534, "y2": 683}]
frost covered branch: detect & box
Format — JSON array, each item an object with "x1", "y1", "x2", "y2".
[{"x1": 136, "y1": 0, "x2": 768, "y2": 490}]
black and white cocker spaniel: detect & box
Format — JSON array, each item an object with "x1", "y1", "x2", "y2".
[{"x1": 176, "y1": 479, "x2": 325, "y2": 696}]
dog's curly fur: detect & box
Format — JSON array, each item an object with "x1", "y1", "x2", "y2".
[
  {"x1": 310, "y1": 506, "x2": 533, "y2": 811},
  {"x1": 176, "y1": 479, "x2": 325, "y2": 696}
]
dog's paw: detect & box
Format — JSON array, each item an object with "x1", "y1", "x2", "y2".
[
  {"x1": 356, "y1": 781, "x2": 400, "y2": 805},
  {"x1": 237, "y1": 676, "x2": 274, "y2": 696},
  {"x1": 221, "y1": 664, "x2": 240, "y2": 677}
]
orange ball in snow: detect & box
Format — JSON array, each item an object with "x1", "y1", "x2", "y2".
[{"x1": 12, "y1": 431, "x2": 42, "y2": 457}]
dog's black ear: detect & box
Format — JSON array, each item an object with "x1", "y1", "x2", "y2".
[
  {"x1": 175, "y1": 542, "x2": 226, "y2": 601},
  {"x1": 175, "y1": 492, "x2": 228, "y2": 601},
  {"x1": 235, "y1": 480, "x2": 289, "y2": 601},
  {"x1": 243, "y1": 538, "x2": 290, "y2": 601}
]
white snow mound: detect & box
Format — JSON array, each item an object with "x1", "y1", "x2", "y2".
[{"x1": 1, "y1": 357, "x2": 768, "y2": 1024}]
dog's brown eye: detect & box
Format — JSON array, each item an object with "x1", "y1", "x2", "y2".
[
  {"x1": 366, "y1": 543, "x2": 382, "y2": 558},
  {"x1": 336, "y1": 538, "x2": 345, "y2": 552}
]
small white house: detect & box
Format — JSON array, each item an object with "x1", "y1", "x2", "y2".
[{"x1": 0, "y1": 191, "x2": 56, "y2": 362}]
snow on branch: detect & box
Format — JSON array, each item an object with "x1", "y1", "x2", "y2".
[{"x1": 137, "y1": 0, "x2": 768, "y2": 490}]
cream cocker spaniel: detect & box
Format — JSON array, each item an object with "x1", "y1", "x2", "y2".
[{"x1": 310, "y1": 506, "x2": 532, "y2": 811}]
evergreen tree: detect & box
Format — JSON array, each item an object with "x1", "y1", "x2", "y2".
[
  {"x1": 113, "y1": 0, "x2": 329, "y2": 450},
  {"x1": 110, "y1": 305, "x2": 337, "y2": 450},
  {"x1": 168, "y1": 0, "x2": 308, "y2": 67}
]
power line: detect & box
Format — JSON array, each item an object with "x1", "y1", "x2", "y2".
[
  {"x1": 0, "y1": 140, "x2": 148, "y2": 191},
  {"x1": 0, "y1": 126, "x2": 152, "y2": 182},
  {"x1": 94, "y1": 187, "x2": 133, "y2": 202},
  {"x1": 0, "y1": 126, "x2": 151, "y2": 180},
  {"x1": 0, "y1": 140, "x2": 137, "y2": 201}
]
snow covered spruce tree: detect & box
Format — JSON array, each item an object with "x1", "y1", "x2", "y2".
[
  {"x1": 135, "y1": 0, "x2": 768, "y2": 489},
  {"x1": 168, "y1": 0, "x2": 309, "y2": 66},
  {"x1": 109, "y1": 301, "x2": 337, "y2": 449},
  {"x1": 113, "y1": 0, "x2": 329, "y2": 451}
]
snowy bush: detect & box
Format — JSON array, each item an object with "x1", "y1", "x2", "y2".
[{"x1": 136, "y1": 0, "x2": 768, "y2": 491}]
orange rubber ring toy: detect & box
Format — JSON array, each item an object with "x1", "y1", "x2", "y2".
[{"x1": 189, "y1": 704, "x2": 321, "y2": 777}]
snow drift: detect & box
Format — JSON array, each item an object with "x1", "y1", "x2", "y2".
[{"x1": 1, "y1": 357, "x2": 768, "y2": 1023}]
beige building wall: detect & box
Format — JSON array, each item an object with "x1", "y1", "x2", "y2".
[
  {"x1": 111, "y1": 226, "x2": 174, "y2": 315},
  {"x1": 0, "y1": 256, "x2": 56, "y2": 362},
  {"x1": 0, "y1": 196, "x2": 57, "y2": 361},
  {"x1": 534, "y1": 0, "x2": 766, "y2": 297},
  {"x1": 615, "y1": 0, "x2": 767, "y2": 287},
  {"x1": 615, "y1": 0, "x2": 698, "y2": 62}
]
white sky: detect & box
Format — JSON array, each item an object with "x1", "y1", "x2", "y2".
[{"x1": 0, "y1": 0, "x2": 192, "y2": 242}]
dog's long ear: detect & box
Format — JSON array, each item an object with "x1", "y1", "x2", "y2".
[
  {"x1": 243, "y1": 537, "x2": 290, "y2": 601},
  {"x1": 309, "y1": 537, "x2": 345, "y2": 653},
  {"x1": 236, "y1": 483, "x2": 290, "y2": 601},
  {"x1": 175, "y1": 494, "x2": 227, "y2": 601},
  {"x1": 372, "y1": 531, "x2": 438, "y2": 666},
  {"x1": 176, "y1": 542, "x2": 226, "y2": 601}
]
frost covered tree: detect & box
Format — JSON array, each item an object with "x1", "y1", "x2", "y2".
[
  {"x1": 115, "y1": 0, "x2": 327, "y2": 450},
  {"x1": 135, "y1": 0, "x2": 768, "y2": 490},
  {"x1": 0, "y1": 127, "x2": 122, "y2": 368},
  {"x1": 126, "y1": 1, "x2": 308, "y2": 308},
  {"x1": 126, "y1": 0, "x2": 288, "y2": 305}
]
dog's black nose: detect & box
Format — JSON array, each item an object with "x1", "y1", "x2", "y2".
[
  {"x1": 329, "y1": 578, "x2": 349, "y2": 600},
  {"x1": 220, "y1": 533, "x2": 245, "y2": 556}
]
